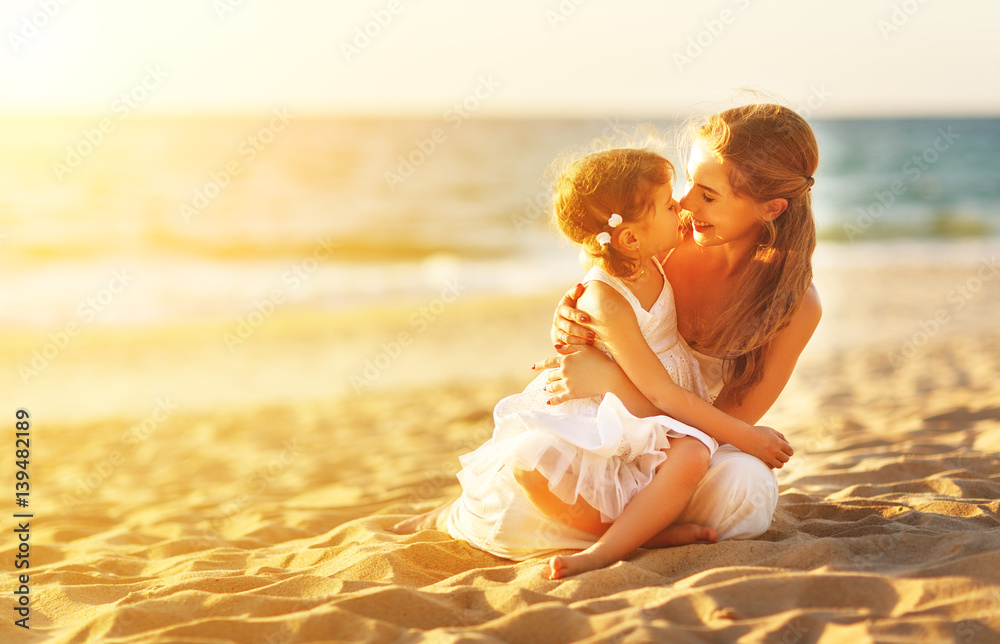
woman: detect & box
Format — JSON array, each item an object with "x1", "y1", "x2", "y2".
[
  {"x1": 536, "y1": 102, "x2": 821, "y2": 543},
  {"x1": 393, "y1": 103, "x2": 821, "y2": 553}
]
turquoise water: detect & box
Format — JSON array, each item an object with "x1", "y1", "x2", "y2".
[
  {"x1": 1, "y1": 116, "x2": 998, "y2": 326},
  {"x1": 811, "y1": 118, "x2": 999, "y2": 240}
]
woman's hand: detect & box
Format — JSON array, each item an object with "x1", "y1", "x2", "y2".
[
  {"x1": 532, "y1": 344, "x2": 622, "y2": 405},
  {"x1": 551, "y1": 283, "x2": 596, "y2": 347},
  {"x1": 732, "y1": 425, "x2": 794, "y2": 469}
]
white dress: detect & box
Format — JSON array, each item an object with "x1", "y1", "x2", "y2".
[
  {"x1": 671, "y1": 347, "x2": 779, "y2": 538},
  {"x1": 444, "y1": 264, "x2": 721, "y2": 559}
]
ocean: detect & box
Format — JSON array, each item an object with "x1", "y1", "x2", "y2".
[{"x1": 1, "y1": 115, "x2": 998, "y2": 327}]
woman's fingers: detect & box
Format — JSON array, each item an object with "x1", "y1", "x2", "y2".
[
  {"x1": 558, "y1": 282, "x2": 586, "y2": 308},
  {"x1": 532, "y1": 356, "x2": 559, "y2": 371},
  {"x1": 546, "y1": 390, "x2": 571, "y2": 405},
  {"x1": 532, "y1": 344, "x2": 584, "y2": 372},
  {"x1": 556, "y1": 342, "x2": 582, "y2": 355},
  {"x1": 545, "y1": 380, "x2": 566, "y2": 399},
  {"x1": 553, "y1": 282, "x2": 593, "y2": 347},
  {"x1": 554, "y1": 309, "x2": 594, "y2": 345},
  {"x1": 551, "y1": 284, "x2": 585, "y2": 345},
  {"x1": 553, "y1": 322, "x2": 589, "y2": 346},
  {"x1": 557, "y1": 304, "x2": 590, "y2": 326}
]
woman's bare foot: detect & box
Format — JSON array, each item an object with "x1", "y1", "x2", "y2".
[
  {"x1": 644, "y1": 523, "x2": 717, "y2": 548},
  {"x1": 387, "y1": 501, "x2": 452, "y2": 534}
]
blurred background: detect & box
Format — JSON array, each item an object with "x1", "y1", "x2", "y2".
[{"x1": 2, "y1": 0, "x2": 999, "y2": 423}]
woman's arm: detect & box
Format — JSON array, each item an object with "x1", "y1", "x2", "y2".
[
  {"x1": 714, "y1": 284, "x2": 822, "y2": 425},
  {"x1": 572, "y1": 282, "x2": 792, "y2": 468},
  {"x1": 545, "y1": 283, "x2": 655, "y2": 412},
  {"x1": 540, "y1": 345, "x2": 663, "y2": 416},
  {"x1": 551, "y1": 283, "x2": 595, "y2": 347},
  {"x1": 545, "y1": 283, "x2": 822, "y2": 422}
]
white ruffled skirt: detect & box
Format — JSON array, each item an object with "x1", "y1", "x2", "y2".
[
  {"x1": 444, "y1": 371, "x2": 725, "y2": 559},
  {"x1": 444, "y1": 443, "x2": 779, "y2": 561}
]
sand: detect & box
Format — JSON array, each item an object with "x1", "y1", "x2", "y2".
[{"x1": 3, "y1": 250, "x2": 1000, "y2": 643}]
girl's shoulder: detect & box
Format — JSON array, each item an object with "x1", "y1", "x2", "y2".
[
  {"x1": 578, "y1": 273, "x2": 640, "y2": 325},
  {"x1": 583, "y1": 266, "x2": 632, "y2": 300}
]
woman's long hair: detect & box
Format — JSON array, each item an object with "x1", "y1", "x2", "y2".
[{"x1": 687, "y1": 103, "x2": 819, "y2": 403}]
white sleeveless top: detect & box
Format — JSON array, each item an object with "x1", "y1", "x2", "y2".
[
  {"x1": 583, "y1": 264, "x2": 710, "y2": 403},
  {"x1": 688, "y1": 347, "x2": 725, "y2": 403},
  {"x1": 443, "y1": 261, "x2": 721, "y2": 558},
  {"x1": 442, "y1": 265, "x2": 774, "y2": 560}
]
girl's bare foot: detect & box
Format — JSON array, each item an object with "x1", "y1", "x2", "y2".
[
  {"x1": 387, "y1": 501, "x2": 452, "y2": 534},
  {"x1": 548, "y1": 549, "x2": 610, "y2": 580},
  {"x1": 644, "y1": 523, "x2": 717, "y2": 548},
  {"x1": 547, "y1": 524, "x2": 717, "y2": 580}
]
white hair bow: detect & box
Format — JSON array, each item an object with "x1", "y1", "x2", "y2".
[{"x1": 597, "y1": 213, "x2": 622, "y2": 247}]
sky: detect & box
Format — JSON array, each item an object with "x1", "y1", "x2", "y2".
[{"x1": 1, "y1": 0, "x2": 999, "y2": 118}]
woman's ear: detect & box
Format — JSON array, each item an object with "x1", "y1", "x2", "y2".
[{"x1": 759, "y1": 198, "x2": 788, "y2": 222}]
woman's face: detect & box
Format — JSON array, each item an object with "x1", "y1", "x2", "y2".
[{"x1": 679, "y1": 139, "x2": 764, "y2": 248}]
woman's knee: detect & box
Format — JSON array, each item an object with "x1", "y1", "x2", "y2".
[
  {"x1": 729, "y1": 453, "x2": 778, "y2": 507},
  {"x1": 721, "y1": 451, "x2": 777, "y2": 511},
  {"x1": 683, "y1": 449, "x2": 778, "y2": 539}
]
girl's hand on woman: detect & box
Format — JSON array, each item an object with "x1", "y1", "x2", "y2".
[
  {"x1": 532, "y1": 344, "x2": 622, "y2": 405},
  {"x1": 535, "y1": 348, "x2": 795, "y2": 468},
  {"x1": 736, "y1": 425, "x2": 794, "y2": 469},
  {"x1": 551, "y1": 283, "x2": 596, "y2": 347}
]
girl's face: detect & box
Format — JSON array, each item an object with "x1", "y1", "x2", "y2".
[
  {"x1": 679, "y1": 139, "x2": 764, "y2": 247},
  {"x1": 636, "y1": 180, "x2": 683, "y2": 255}
]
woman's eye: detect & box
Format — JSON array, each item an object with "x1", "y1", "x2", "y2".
[{"x1": 703, "y1": 194, "x2": 715, "y2": 203}]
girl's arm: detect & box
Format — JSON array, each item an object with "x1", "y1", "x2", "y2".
[
  {"x1": 551, "y1": 283, "x2": 594, "y2": 347},
  {"x1": 545, "y1": 283, "x2": 822, "y2": 424},
  {"x1": 542, "y1": 345, "x2": 665, "y2": 416},
  {"x1": 573, "y1": 282, "x2": 793, "y2": 468}
]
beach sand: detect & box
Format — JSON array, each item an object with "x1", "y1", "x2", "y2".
[{"x1": 3, "y1": 252, "x2": 1000, "y2": 643}]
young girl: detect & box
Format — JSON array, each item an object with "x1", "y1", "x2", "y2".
[{"x1": 431, "y1": 147, "x2": 788, "y2": 579}]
